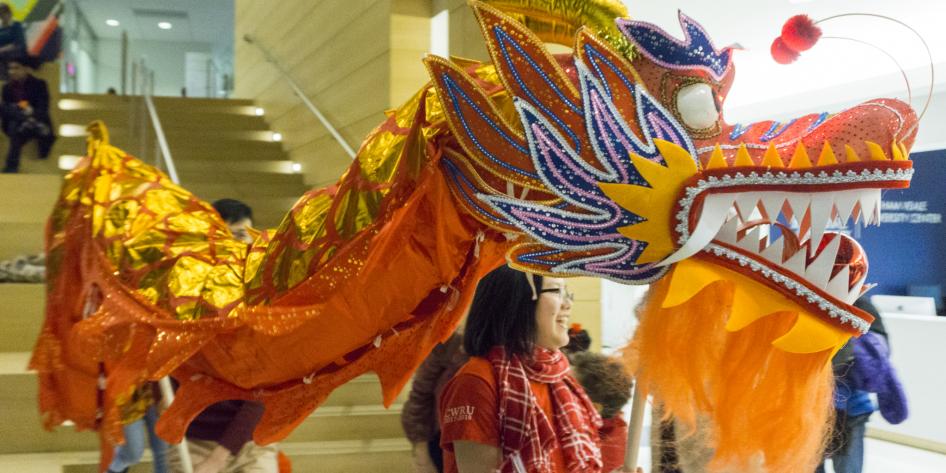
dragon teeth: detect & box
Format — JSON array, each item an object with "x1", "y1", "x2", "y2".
[
  {"x1": 716, "y1": 214, "x2": 739, "y2": 244},
  {"x1": 827, "y1": 266, "x2": 851, "y2": 304},
  {"x1": 809, "y1": 194, "x2": 833, "y2": 249},
  {"x1": 704, "y1": 188, "x2": 886, "y2": 302},
  {"x1": 736, "y1": 225, "x2": 763, "y2": 253},
  {"x1": 760, "y1": 235, "x2": 784, "y2": 264},
  {"x1": 805, "y1": 234, "x2": 841, "y2": 290},
  {"x1": 833, "y1": 190, "x2": 860, "y2": 227}
]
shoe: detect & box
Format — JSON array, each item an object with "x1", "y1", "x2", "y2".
[{"x1": 1, "y1": 167, "x2": 17, "y2": 173}]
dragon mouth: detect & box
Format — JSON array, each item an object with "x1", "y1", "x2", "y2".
[
  {"x1": 662, "y1": 143, "x2": 913, "y2": 333},
  {"x1": 708, "y1": 191, "x2": 875, "y2": 305}
]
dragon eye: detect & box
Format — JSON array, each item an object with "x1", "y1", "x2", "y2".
[{"x1": 675, "y1": 82, "x2": 719, "y2": 130}]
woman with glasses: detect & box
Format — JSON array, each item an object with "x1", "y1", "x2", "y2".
[{"x1": 438, "y1": 265, "x2": 629, "y2": 473}]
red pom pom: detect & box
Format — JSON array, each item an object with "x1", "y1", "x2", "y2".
[
  {"x1": 781, "y1": 14, "x2": 822, "y2": 52},
  {"x1": 771, "y1": 37, "x2": 800, "y2": 64}
]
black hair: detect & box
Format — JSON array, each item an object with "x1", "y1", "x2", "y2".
[
  {"x1": 563, "y1": 328, "x2": 591, "y2": 354},
  {"x1": 212, "y1": 198, "x2": 253, "y2": 225},
  {"x1": 463, "y1": 265, "x2": 543, "y2": 358},
  {"x1": 7, "y1": 55, "x2": 33, "y2": 68}
]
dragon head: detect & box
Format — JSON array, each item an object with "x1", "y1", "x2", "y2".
[{"x1": 425, "y1": 1, "x2": 916, "y2": 354}]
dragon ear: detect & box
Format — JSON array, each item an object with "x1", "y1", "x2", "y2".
[{"x1": 469, "y1": 2, "x2": 591, "y2": 156}]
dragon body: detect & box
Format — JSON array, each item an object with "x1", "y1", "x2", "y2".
[{"x1": 31, "y1": 2, "x2": 917, "y2": 472}]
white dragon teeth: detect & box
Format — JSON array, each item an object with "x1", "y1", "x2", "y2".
[
  {"x1": 785, "y1": 194, "x2": 811, "y2": 226},
  {"x1": 759, "y1": 193, "x2": 786, "y2": 220},
  {"x1": 737, "y1": 226, "x2": 764, "y2": 253},
  {"x1": 848, "y1": 277, "x2": 868, "y2": 304},
  {"x1": 760, "y1": 235, "x2": 784, "y2": 264},
  {"x1": 716, "y1": 214, "x2": 739, "y2": 244},
  {"x1": 833, "y1": 190, "x2": 860, "y2": 227},
  {"x1": 783, "y1": 247, "x2": 807, "y2": 275},
  {"x1": 697, "y1": 188, "x2": 881, "y2": 304},
  {"x1": 736, "y1": 194, "x2": 761, "y2": 221},
  {"x1": 805, "y1": 234, "x2": 841, "y2": 290},
  {"x1": 827, "y1": 266, "x2": 851, "y2": 304},
  {"x1": 658, "y1": 193, "x2": 734, "y2": 267},
  {"x1": 809, "y1": 194, "x2": 833, "y2": 249}
]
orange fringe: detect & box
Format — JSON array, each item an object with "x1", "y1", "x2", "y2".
[{"x1": 628, "y1": 276, "x2": 833, "y2": 473}]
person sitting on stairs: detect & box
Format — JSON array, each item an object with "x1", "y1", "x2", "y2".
[{"x1": 1, "y1": 56, "x2": 54, "y2": 173}]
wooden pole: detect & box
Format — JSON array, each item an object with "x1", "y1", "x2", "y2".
[{"x1": 623, "y1": 385, "x2": 648, "y2": 471}]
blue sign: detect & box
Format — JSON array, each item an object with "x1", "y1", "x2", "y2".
[{"x1": 856, "y1": 149, "x2": 945, "y2": 298}]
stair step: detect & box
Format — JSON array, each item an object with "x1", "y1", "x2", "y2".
[
  {"x1": 58, "y1": 109, "x2": 271, "y2": 131},
  {"x1": 59, "y1": 94, "x2": 256, "y2": 111},
  {"x1": 52, "y1": 138, "x2": 289, "y2": 164},
  {"x1": 0, "y1": 175, "x2": 62, "y2": 222},
  {"x1": 0, "y1": 353, "x2": 410, "y2": 454},
  {"x1": 1, "y1": 438, "x2": 412, "y2": 473},
  {"x1": 0, "y1": 284, "x2": 45, "y2": 352},
  {"x1": 0, "y1": 222, "x2": 46, "y2": 260}
]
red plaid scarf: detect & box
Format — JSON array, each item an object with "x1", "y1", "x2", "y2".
[{"x1": 488, "y1": 346, "x2": 603, "y2": 473}]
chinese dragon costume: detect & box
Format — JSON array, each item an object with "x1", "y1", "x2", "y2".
[{"x1": 31, "y1": 1, "x2": 919, "y2": 472}]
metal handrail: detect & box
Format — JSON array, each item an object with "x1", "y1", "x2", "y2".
[
  {"x1": 134, "y1": 59, "x2": 181, "y2": 183},
  {"x1": 243, "y1": 34, "x2": 357, "y2": 159}
]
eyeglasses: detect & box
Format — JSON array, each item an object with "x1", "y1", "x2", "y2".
[{"x1": 538, "y1": 287, "x2": 574, "y2": 303}]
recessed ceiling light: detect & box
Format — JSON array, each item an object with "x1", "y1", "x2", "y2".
[
  {"x1": 254, "y1": 107, "x2": 264, "y2": 116},
  {"x1": 106, "y1": 19, "x2": 120, "y2": 27},
  {"x1": 291, "y1": 162, "x2": 302, "y2": 173},
  {"x1": 272, "y1": 132, "x2": 283, "y2": 142},
  {"x1": 157, "y1": 21, "x2": 172, "y2": 30}
]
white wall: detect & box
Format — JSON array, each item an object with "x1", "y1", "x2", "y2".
[
  {"x1": 96, "y1": 39, "x2": 214, "y2": 97},
  {"x1": 600, "y1": 281, "x2": 649, "y2": 355},
  {"x1": 868, "y1": 313, "x2": 946, "y2": 446}
]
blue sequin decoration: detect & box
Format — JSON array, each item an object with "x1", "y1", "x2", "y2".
[
  {"x1": 441, "y1": 73, "x2": 537, "y2": 179},
  {"x1": 618, "y1": 12, "x2": 732, "y2": 81}
]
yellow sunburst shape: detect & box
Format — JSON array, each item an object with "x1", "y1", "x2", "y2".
[
  {"x1": 598, "y1": 139, "x2": 699, "y2": 264},
  {"x1": 667, "y1": 258, "x2": 851, "y2": 354}
]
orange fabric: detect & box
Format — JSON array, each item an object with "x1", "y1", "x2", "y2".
[
  {"x1": 30, "y1": 82, "x2": 516, "y2": 459},
  {"x1": 627, "y1": 275, "x2": 833, "y2": 473},
  {"x1": 439, "y1": 357, "x2": 568, "y2": 473},
  {"x1": 277, "y1": 451, "x2": 291, "y2": 473}
]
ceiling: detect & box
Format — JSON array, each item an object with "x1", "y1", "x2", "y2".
[
  {"x1": 624, "y1": 0, "x2": 946, "y2": 121},
  {"x1": 75, "y1": 0, "x2": 233, "y2": 47}
]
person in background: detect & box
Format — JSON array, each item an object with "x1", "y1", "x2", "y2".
[
  {"x1": 816, "y1": 297, "x2": 907, "y2": 473},
  {"x1": 213, "y1": 199, "x2": 254, "y2": 243},
  {"x1": 2, "y1": 57, "x2": 54, "y2": 173},
  {"x1": 108, "y1": 383, "x2": 169, "y2": 473},
  {"x1": 0, "y1": 3, "x2": 25, "y2": 79},
  {"x1": 438, "y1": 265, "x2": 632, "y2": 473},
  {"x1": 402, "y1": 330, "x2": 469, "y2": 473},
  {"x1": 563, "y1": 323, "x2": 591, "y2": 355},
  {"x1": 167, "y1": 198, "x2": 278, "y2": 473},
  {"x1": 570, "y1": 351, "x2": 634, "y2": 471}
]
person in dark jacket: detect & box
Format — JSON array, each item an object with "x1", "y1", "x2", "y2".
[
  {"x1": 167, "y1": 199, "x2": 277, "y2": 473},
  {"x1": 401, "y1": 331, "x2": 469, "y2": 473},
  {"x1": 816, "y1": 297, "x2": 907, "y2": 473},
  {"x1": 2, "y1": 57, "x2": 55, "y2": 172}
]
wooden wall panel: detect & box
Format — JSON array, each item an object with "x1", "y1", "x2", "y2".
[
  {"x1": 236, "y1": 0, "x2": 392, "y2": 187},
  {"x1": 569, "y1": 277, "x2": 603, "y2": 352},
  {"x1": 235, "y1": 0, "x2": 604, "y2": 340}
]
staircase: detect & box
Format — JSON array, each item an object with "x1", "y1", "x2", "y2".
[{"x1": 0, "y1": 92, "x2": 413, "y2": 471}]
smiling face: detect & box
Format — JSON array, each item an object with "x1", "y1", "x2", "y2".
[{"x1": 534, "y1": 277, "x2": 572, "y2": 350}]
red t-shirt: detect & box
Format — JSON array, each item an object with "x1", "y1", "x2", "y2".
[
  {"x1": 439, "y1": 356, "x2": 568, "y2": 473},
  {"x1": 439, "y1": 357, "x2": 630, "y2": 472}
]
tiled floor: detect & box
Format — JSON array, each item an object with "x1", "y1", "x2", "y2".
[{"x1": 629, "y1": 438, "x2": 946, "y2": 472}]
